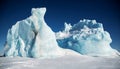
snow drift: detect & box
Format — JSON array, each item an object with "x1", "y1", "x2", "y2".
[
  {"x1": 0, "y1": 56, "x2": 120, "y2": 69},
  {"x1": 4, "y1": 7, "x2": 120, "y2": 58},
  {"x1": 4, "y1": 8, "x2": 65, "y2": 58},
  {"x1": 56, "y1": 19, "x2": 120, "y2": 57}
]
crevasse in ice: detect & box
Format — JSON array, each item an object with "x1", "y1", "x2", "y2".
[
  {"x1": 56, "y1": 19, "x2": 120, "y2": 57},
  {"x1": 4, "y1": 8, "x2": 65, "y2": 58}
]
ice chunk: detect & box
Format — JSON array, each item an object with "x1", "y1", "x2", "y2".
[
  {"x1": 56, "y1": 19, "x2": 120, "y2": 57},
  {"x1": 4, "y1": 8, "x2": 65, "y2": 58}
]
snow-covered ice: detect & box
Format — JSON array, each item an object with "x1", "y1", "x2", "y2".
[
  {"x1": 1, "y1": 7, "x2": 120, "y2": 69},
  {"x1": 0, "y1": 55, "x2": 120, "y2": 69}
]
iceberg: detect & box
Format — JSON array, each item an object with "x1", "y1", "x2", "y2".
[
  {"x1": 4, "y1": 8, "x2": 65, "y2": 58},
  {"x1": 4, "y1": 7, "x2": 119, "y2": 58},
  {"x1": 56, "y1": 19, "x2": 120, "y2": 57}
]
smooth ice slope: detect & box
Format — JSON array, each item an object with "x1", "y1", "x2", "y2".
[
  {"x1": 4, "y1": 8, "x2": 65, "y2": 58},
  {"x1": 56, "y1": 19, "x2": 120, "y2": 57}
]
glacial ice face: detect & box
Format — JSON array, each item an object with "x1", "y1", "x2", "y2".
[
  {"x1": 56, "y1": 19, "x2": 120, "y2": 57},
  {"x1": 4, "y1": 8, "x2": 64, "y2": 58}
]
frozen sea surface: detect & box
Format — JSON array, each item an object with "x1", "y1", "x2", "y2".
[{"x1": 0, "y1": 55, "x2": 120, "y2": 69}]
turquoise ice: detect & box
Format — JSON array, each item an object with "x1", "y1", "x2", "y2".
[
  {"x1": 4, "y1": 8, "x2": 64, "y2": 58},
  {"x1": 56, "y1": 19, "x2": 120, "y2": 57},
  {"x1": 4, "y1": 8, "x2": 120, "y2": 58}
]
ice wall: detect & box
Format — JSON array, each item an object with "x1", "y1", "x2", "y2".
[
  {"x1": 4, "y1": 8, "x2": 64, "y2": 58},
  {"x1": 56, "y1": 19, "x2": 120, "y2": 57}
]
